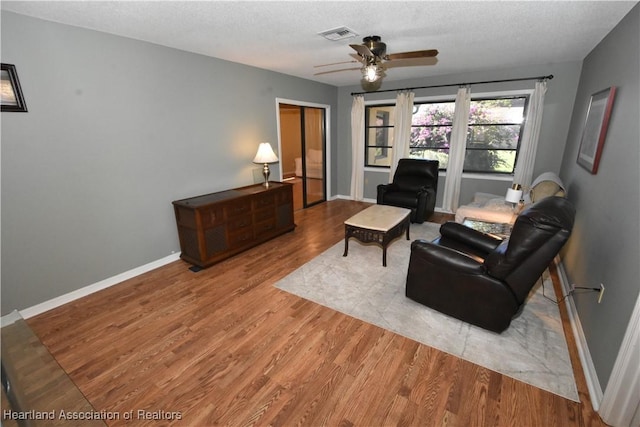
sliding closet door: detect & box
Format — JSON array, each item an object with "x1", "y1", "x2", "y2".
[
  {"x1": 278, "y1": 103, "x2": 326, "y2": 209},
  {"x1": 302, "y1": 107, "x2": 325, "y2": 206}
]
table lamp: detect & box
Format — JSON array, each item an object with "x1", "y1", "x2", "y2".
[{"x1": 253, "y1": 142, "x2": 279, "y2": 188}]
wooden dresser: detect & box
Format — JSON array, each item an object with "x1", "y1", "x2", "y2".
[{"x1": 172, "y1": 182, "x2": 295, "y2": 268}]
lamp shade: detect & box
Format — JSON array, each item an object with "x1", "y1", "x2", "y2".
[
  {"x1": 505, "y1": 187, "x2": 523, "y2": 204},
  {"x1": 253, "y1": 142, "x2": 278, "y2": 164}
]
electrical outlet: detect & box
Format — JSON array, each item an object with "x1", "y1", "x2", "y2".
[{"x1": 598, "y1": 283, "x2": 605, "y2": 303}]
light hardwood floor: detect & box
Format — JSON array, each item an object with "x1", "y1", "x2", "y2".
[{"x1": 26, "y1": 200, "x2": 607, "y2": 426}]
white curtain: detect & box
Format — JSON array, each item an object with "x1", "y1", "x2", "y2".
[
  {"x1": 442, "y1": 86, "x2": 471, "y2": 213},
  {"x1": 350, "y1": 95, "x2": 365, "y2": 201},
  {"x1": 389, "y1": 90, "x2": 415, "y2": 182},
  {"x1": 513, "y1": 80, "x2": 547, "y2": 187}
]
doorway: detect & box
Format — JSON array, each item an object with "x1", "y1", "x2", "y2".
[{"x1": 277, "y1": 100, "x2": 328, "y2": 210}]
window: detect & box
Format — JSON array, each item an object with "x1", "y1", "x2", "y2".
[
  {"x1": 365, "y1": 105, "x2": 395, "y2": 167},
  {"x1": 364, "y1": 95, "x2": 529, "y2": 174}
]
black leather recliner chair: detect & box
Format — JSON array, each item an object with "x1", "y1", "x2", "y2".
[
  {"x1": 405, "y1": 196, "x2": 575, "y2": 333},
  {"x1": 377, "y1": 159, "x2": 439, "y2": 223}
]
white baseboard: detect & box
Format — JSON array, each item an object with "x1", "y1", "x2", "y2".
[
  {"x1": 19, "y1": 253, "x2": 182, "y2": 319},
  {"x1": 555, "y1": 260, "x2": 604, "y2": 410},
  {"x1": 599, "y1": 293, "x2": 640, "y2": 426}
]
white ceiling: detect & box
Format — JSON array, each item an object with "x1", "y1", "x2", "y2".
[{"x1": 2, "y1": 1, "x2": 637, "y2": 87}]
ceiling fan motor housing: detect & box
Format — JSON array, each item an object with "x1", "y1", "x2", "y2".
[{"x1": 363, "y1": 35, "x2": 387, "y2": 59}]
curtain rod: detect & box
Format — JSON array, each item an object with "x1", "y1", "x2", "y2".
[{"x1": 350, "y1": 74, "x2": 554, "y2": 96}]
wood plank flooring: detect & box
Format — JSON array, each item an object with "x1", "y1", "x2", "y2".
[
  {"x1": 25, "y1": 200, "x2": 607, "y2": 426},
  {"x1": 1, "y1": 317, "x2": 105, "y2": 427}
]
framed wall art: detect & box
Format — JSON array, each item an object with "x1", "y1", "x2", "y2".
[
  {"x1": 577, "y1": 86, "x2": 616, "y2": 174},
  {"x1": 1, "y1": 63, "x2": 28, "y2": 112}
]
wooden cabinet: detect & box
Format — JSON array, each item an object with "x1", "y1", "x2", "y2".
[{"x1": 172, "y1": 182, "x2": 295, "y2": 268}]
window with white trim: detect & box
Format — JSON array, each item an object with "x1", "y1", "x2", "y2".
[{"x1": 364, "y1": 95, "x2": 530, "y2": 174}]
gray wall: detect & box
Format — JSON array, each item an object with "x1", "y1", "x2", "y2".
[
  {"x1": 335, "y1": 62, "x2": 583, "y2": 204},
  {"x1": 559, "y1": 4, "x2": 639, "y2": 389},
  {"x1": 0, "y1": 12, "x2": 337, "y2": 314}
]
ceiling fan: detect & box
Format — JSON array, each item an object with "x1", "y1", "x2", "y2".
[{"x1": 315, "y1": 35, "x2": 438, "y2": 88}]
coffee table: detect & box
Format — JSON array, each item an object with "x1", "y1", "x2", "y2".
[{"x1": 343, "y1": 205, "x2": 411, "y2": 267}]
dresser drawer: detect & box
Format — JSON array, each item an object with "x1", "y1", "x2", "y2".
[
  {"x1": 254, "y1": 218, "x2": 277, "y2": 237},
  {"x1": 253, "y1": 193, "x2": 275, "y2": 209},
  {"x1": 225, "y1": 200, "x2": 251, "y2": 217},
  {"x1": 253, "y1": 206, "x2": 275, "y2": 224},
  {"x1": 227, "y1": 214, "x2": 252, "y2": 232},
  {"x1": 228, "y1": 228, "x2": 254, "y2": 248}
]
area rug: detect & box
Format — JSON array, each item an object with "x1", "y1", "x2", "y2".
[{"x1": 274, "y1": 222, "x2": 579, "y2": 401}]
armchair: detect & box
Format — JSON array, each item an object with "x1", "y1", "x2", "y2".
[
  {"x1": 405, "y1": 196, "x2": 575, "y2": 333},
  {"x1": 377, "y1": 159, "x2": 439, "y2": 223}
]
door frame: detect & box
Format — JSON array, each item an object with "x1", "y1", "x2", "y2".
[{"x1": 275, "y1": 98, "x2": 331, "y2": 204}]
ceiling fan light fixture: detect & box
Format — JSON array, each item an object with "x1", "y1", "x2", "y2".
[
  {"x1": 339, "y1": 35, "x2": 438, "y2": 85},
  {"x1": 362, "y1": 63, "x2": 380, "y2": 82}
]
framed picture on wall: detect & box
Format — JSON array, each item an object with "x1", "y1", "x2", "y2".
[
  {"x1": 577, "y1": 86, "x2": 616, "y2": 174},
  {"x1": 1, "y1": 63, "x2": 28, "y2": 112}
]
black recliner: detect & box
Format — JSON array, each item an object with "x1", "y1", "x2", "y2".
[
  {"x1": 405, "y1": 196, "x2": 575, "y2": 333},
  {"x1": 377, "y1": 159, "x2": 439, "y2": 223}
]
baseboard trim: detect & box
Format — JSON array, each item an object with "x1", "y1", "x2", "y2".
[
  {"x1": 555, "y1": 260, "x2": 604, "y2": 410},
  {"x1": 599, "y1": 293, "x2": 640, "y2": 426},
  {"x1": 19, "y1": 253, "x2": 182, "y2": 320}
]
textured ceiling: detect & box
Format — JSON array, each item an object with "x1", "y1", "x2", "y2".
[{"x1": 2, "y1": 1, "x2": 637, "y2": 87}]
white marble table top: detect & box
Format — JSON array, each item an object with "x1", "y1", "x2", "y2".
[{"x1": 345, "y1": 205, "x2": 411, "y2": 232}]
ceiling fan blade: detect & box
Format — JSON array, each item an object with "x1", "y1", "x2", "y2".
[
  {"x1": 384, "y1": 57, "x2": 438, "y2": 69},
  {"x1": 314, "y1": 60, "x2": 359, "y2": 68},
  {"x1": 314, "y1": 67, "x2": 360, "y2": 76},
  {"x1": 387, "y1": 49, "x2": 439, "y2": 60},
  {"x1": 350, "y1": 43, "x2": 375, "y2": 58}
]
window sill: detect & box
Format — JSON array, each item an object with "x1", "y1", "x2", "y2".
[
  {"x1": 366, "y1": 167, "x2": 514, "y2": 182},
  {"x1": 364, "y1": 167, "x2": 390, "y2": 173},
  {"x1": 459, "y1": 172, "x2": 514, "y2": 181}
]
